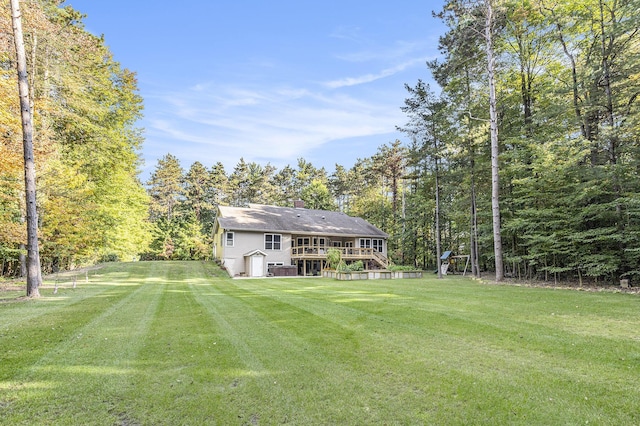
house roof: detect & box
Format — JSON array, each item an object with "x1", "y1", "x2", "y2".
[{"x1": 216, "y1": 204, "x2": 388, "y2": 238}]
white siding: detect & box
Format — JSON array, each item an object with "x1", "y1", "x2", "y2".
[{"x1": 219, "y1": 231, "x2": 292, "y2": 277}]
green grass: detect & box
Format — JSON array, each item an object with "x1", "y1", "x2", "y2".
[{"x1": 1, "y1": 261, "x2": 639, "y2": 425}]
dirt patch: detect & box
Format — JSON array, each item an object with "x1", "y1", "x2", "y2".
[
  {"x1": 0, "y1": 295, "x2": 30, "y2": 304},
  {"x1": 116, "y1": 412, "x2": 140, "y2": 426},
  {"x1": 0, "y1": 281, "x2": 26, "y2": 303},
  {"x1": 1, "y1": 264, "x2": 104, "y2": 300},
  {"x1": 0, "y1": 275, "x2": 25, "y2": 292},
  {"x1": 0, "y1": 284, "x2": 24, "y2": 292}
]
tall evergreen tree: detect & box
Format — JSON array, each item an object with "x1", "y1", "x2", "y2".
[
  {"x1": 400, "y1": 82, "x2": 453, "y2": 275},
  {"x1": 485, "y1": 0, "x2": 505, "y2": 281},
  {"x1": 184, "y1": 161, "x2": 213, "y2": 224},
  {"x1": 209, "y1": 162, "x2": 229, "y2": 207},
  {"x1": 147, "y1": 154, "x2": 185, "y2": 221},
  {"x1": 300, "y1": 179, "x2": 335, "y2": 210}
]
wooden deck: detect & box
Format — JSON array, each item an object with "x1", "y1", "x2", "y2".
[{"x1": 291, "y1": 246, "x2": 388, "y2": 268}]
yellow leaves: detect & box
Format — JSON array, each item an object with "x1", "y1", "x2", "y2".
[
  {"x1": 0, "y1": 79, "x2": 23, "y2": 179},
  {"x1": 0, "y1": 221, "x2": 26, "y2": 246},
  {"x1": 0, "y1": 61, "x2": 23, "y2": 249},
  {"x1": 0, "y1": 137, "x2": 22, "y2": 175},
  {"x1": 1, "y1": 0, "x2": 148, "y2": 268},
  {"x1": 0, "y1": 62, "x2": 21, "y2": 137},
  {"x1": 39, "y1": 159, "x2": 99, "y2": 259}
]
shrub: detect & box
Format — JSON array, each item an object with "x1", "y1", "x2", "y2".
[
  {"x1": 388, "y1": 264, "x2": 419, "y2": 272},
  {"x1": 326, "y1": 248, "x2": 342, "y2": 270},
  {"x1": 100, "y1": 253, "x2": 120, "y2": 263},
  {"x1": 338, "y1": 260, "x2": 364, "y2": 272}
]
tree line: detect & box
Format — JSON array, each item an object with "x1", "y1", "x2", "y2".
[
  {"x1": 414, "y1": 0, "x2": 640, "y2": 283},
  {"x1": 147, "y1": 0, "x2": 640, "y2": 284},
  {"x1": 3, "y1": 0, "x2": 640, "y2": 286},
  {"x1": 1, "y1": 0, "x2": 149, "y2": 277},
  {"x1": 144, "y1": 149, "x2": 411, "y2": 263}
]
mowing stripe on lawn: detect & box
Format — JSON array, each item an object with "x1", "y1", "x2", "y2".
[
  {"x1": 114, "y1": 261, "x2": 243, "y2": 425},
  {"x1": 1, "y1": 261, "x2": 639, "y2": 425},
  {"x1": 222, "y1": 275, "x2": 640, "y2": 424},
  {"x1": 1, "y1": 262, "x2": 166, "y2": 425},
  {"x1": 188, "y1": 265, "x2": 378, "y2": 424}
]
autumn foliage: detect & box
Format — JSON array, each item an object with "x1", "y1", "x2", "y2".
[{"x1": 1, "y1": 1, "x2": 149, "y2": 275}]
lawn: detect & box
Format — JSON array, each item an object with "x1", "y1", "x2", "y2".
[{"x1": 1, "y1": 261, "x2": 639, "y2": 425}]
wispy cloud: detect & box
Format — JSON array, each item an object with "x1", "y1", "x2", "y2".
[
  {"x1": 335, "y1": 40, "x2": 429, "y2": 63},
  {"x1": 329, "y1": 25, "x2": 366, "y2": 43},
  {"x1": 323, "y1": 58, "x2": 425, "y2": 89},
  {"x1": 141, "y1": 30, "x2": 437, "y2": 173},
  {"x1": 144, "y1": 81, "x2": 403, "y2": 170}
]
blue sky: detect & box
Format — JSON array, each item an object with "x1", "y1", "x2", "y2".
[{"x1": 66, "y1": 1, "x2": 446, "y2": 178}]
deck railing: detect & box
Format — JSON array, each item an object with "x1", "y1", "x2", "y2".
[{"x1": 291, "y1": 246, "x2": 388, "y2": 267}]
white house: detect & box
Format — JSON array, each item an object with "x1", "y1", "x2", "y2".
[{"x1": 213, "y1": 203, "x2": 389, "y2": 277}]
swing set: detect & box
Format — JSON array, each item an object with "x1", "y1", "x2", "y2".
[{"x1": 440, "y1": 251, "x2": 471, "y2": 276}]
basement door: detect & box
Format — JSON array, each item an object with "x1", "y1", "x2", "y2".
[{"x1": 251, "y1": 255, "x2": 264, "y2": 277}]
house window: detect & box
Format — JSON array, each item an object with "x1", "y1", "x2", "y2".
[
  {"x1": 225, "y1": 232, "x2": 234, "y2": 247},
  {"x1": 265, "y1": 234, "x2": 282, "y2": 250},
  {"x1": 373, "y1": 239, "x2": 383, "y2": 252},
  {"x1": 359, "y1": 238, "x2": 371, "y2": 249},
  {"x1": 313, "y1": 237, "x2": 326, "y2": 247}
]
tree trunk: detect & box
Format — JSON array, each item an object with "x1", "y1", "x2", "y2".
[
  {"x1": 470, "y1": 164, "x2": 480, "y2": 278},
  {"x1": 435, "y1": 155, "x2": 442, "y2": 279},
  {"x1": 598, "y1": 0, "x2": 616, "y2": 161},
  {"x1": 597, "y1": 0, "x2": 625, "y2": 278},
  {"x1": 19, "y1": 243, "x2": 26, "y2": 277},
  {"x1": 555, "y1": 25, "x2": 589, "y2": 140},
  {"x1": 518, "y1": 45, "x2": 533, "y2": 136},
  {"x1": 11, "y1": 0, "x2": 42, "y2": 297},
  {"x1": 486, "y1": 0, "x2": 504, "y2": 282},
  {"x1": 464, "y1": 68, "x2": 481, "y2": 279},
  {"x1": 19, "y1": 212, "x2": 26, "y2": 277}
]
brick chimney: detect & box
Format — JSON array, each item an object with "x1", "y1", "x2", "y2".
[{"x1": 294, "y1": 200, "x2": 305, "y2": 209}]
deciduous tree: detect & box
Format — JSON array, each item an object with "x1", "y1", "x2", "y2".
[{"x1": 10, "y1": 0, "x2": 42, "y2": 295}]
